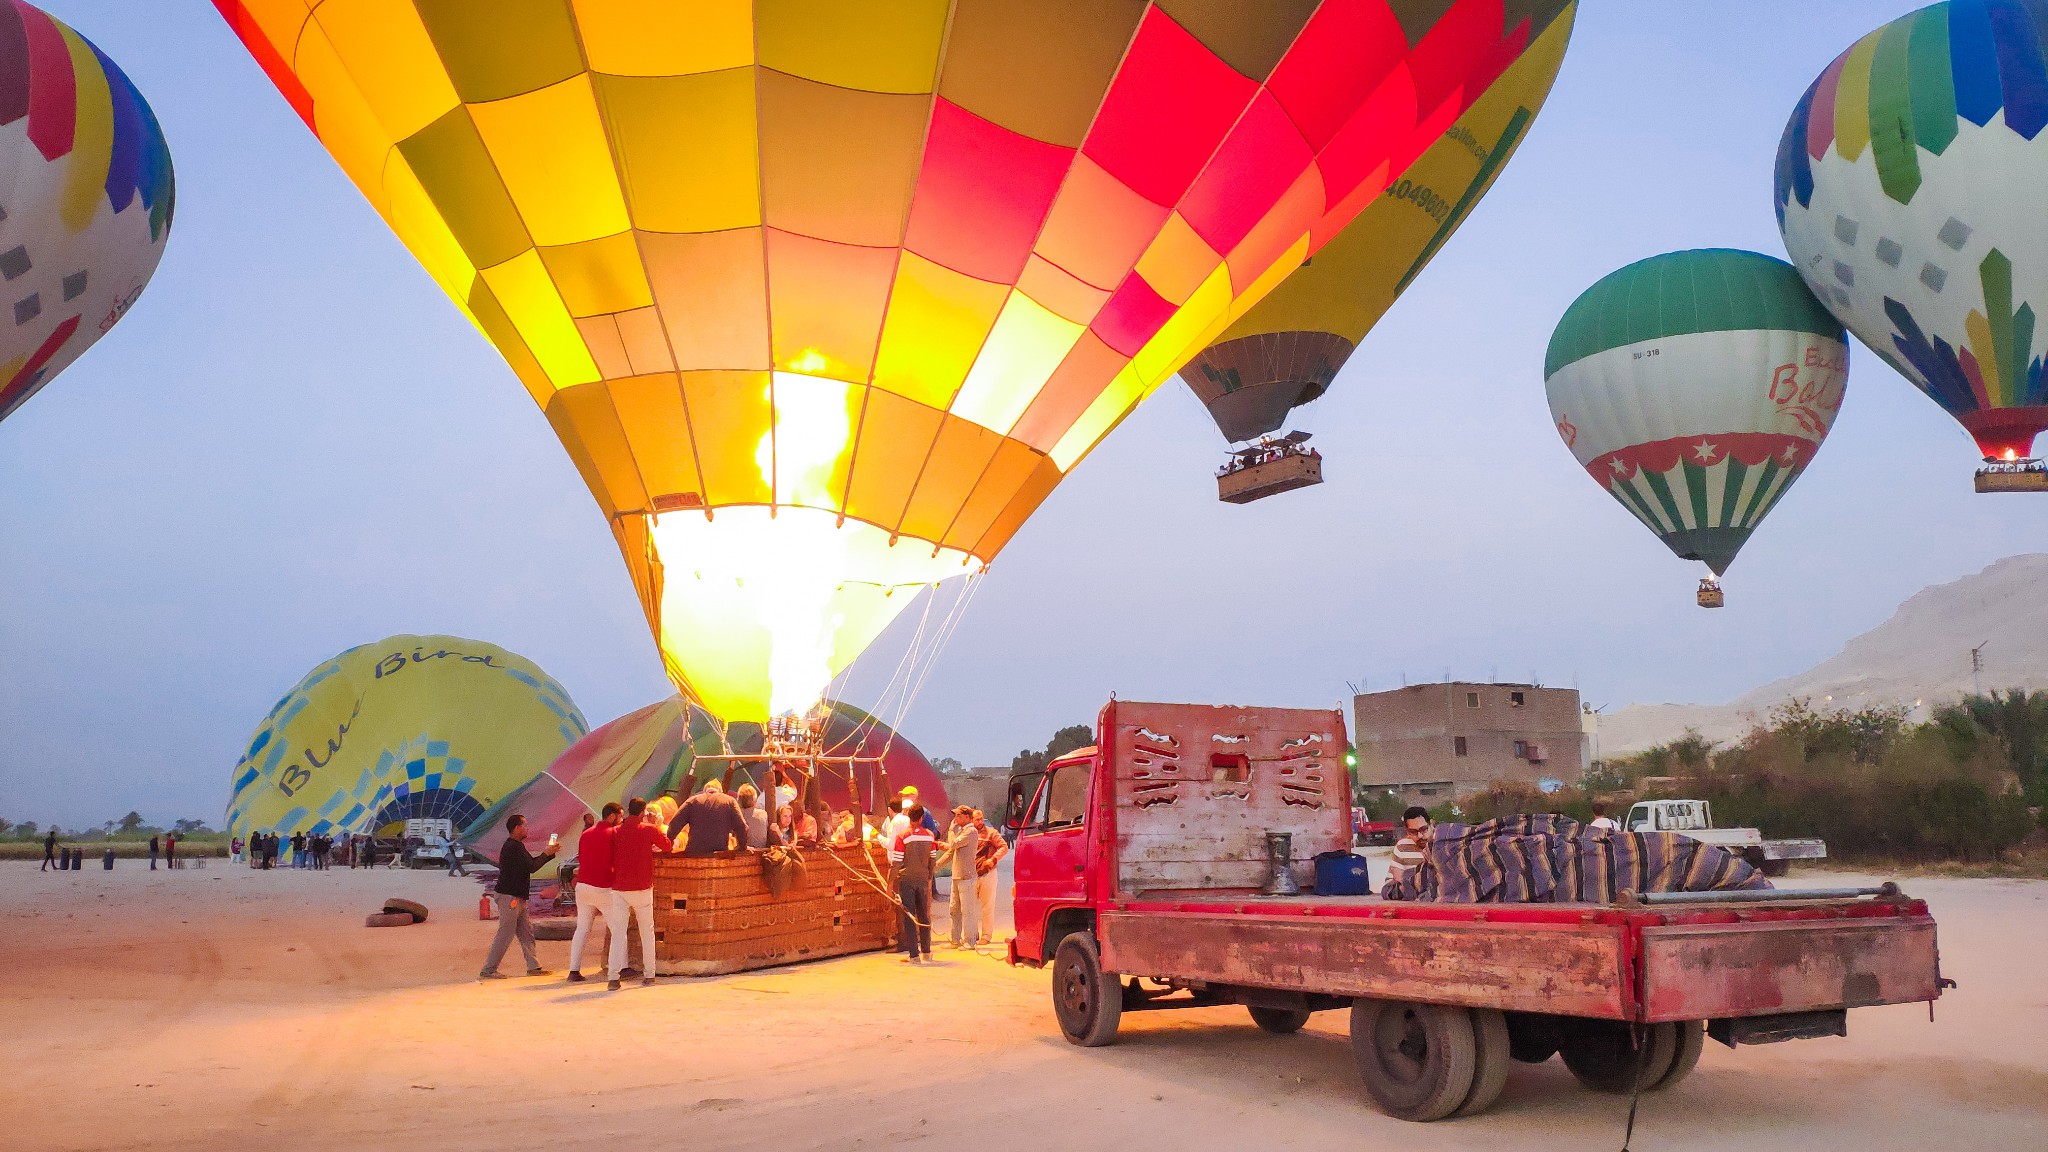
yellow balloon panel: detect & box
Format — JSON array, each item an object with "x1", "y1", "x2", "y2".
[{"x1": 218, "y1": 0, "x2": 1569, "y2": 719}]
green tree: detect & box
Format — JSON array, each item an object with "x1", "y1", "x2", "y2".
[
  {"x1": 116, "y1": 811, "x2": 146, "y2": 834},
  {"x1": 1009, "y1": 724, "x2": 1095, "y2": 776}
]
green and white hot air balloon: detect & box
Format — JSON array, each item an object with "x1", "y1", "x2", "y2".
[{"x1": 1544, "y1": 249, "x2": 1849, "y2": 606}]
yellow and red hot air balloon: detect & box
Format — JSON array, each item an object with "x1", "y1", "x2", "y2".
[
  {"x1": 214, "y1": 0, "x2": 1557, "y2": 722},
  {"x1": 0, "y1": 1, "x2": 174, "y2": 424},
  {"x1": 1184, "y1": 2, "x2": 1573, "y2": 502}
]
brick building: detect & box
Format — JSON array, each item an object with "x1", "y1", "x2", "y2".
[{"x1": 1352, "y1": 682, "x2": 1586, "y2": 809}]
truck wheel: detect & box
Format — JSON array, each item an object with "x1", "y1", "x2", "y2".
[
  {"x1": 1505, "y1": 1012, "x2": 1561, "y2": 1064},
  {"x1": 1652, "y1": 1020, "x2": 1705, "y2": 1090},
  {"x1": 1349, "y1": 999, "x2": 1478, "y2": 1122},
  {"x1": 1454, "y1": 1008, "x2": 1512, "y2": 1117},
  {"x1": 382, "y1": 898, "x2": 428, "y2": 923},
  {"x1": 1052, "y1": 933, "x2": 1121, "y2": 1047},
  {"x1": 1761, "y1": 859, "x2": 1790, "y2": 878},
  {"x1": 1248, "y1": 1006, "x2": 1311, "y2": 1034},
  {"x1": 1741, "y1": 847, "x2": 1768, "y2": 871},
  {"x1": 1560, "y1": 1020, "x2": 1678, "y2": 1095}
]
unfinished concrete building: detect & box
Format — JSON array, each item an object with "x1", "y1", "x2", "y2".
[{"x1": 1352, "y1": 682, "x2": 1586, "y2": 809}]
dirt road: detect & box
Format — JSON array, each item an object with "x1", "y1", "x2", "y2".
[{"x1": 3, "y1": 861, "x2": 2041, "y2": 1151}]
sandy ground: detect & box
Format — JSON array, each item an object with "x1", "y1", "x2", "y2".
[{"x1": 4, "y1": 859, "x2": 2043, "y2": 1152}]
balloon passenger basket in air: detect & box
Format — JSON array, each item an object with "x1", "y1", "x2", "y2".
[
  {"x1": 1217, "y1": 434, "x2": 1323, "y2": 504},
  {"x1": 1975, "y1": 459, "x2": 2048, "y2": 493}
]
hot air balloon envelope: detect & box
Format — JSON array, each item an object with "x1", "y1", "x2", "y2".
[
  {"x1": 0, "y1": 1, "x2": 174, "y2": 423},
  {"x1": 1183, "y1": 2, "x2": 1575, "y2": 453},
  {"x1": 226, "y1": 635, "x2": 588, "y2": 843},
  {"x1": 1546, "y1": 250, "x2": 1848, "y2": 586},
  {"x1": 216, "y1": 0, "x2": 1558, "y2": 718},
  {"x1": 1776, "y1": 1, "x2": 2048, "y2": 475}
]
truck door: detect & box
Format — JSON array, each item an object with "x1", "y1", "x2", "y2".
[{"x1": 1010, "y1": 756, "x2": 1095, "y2": 962}]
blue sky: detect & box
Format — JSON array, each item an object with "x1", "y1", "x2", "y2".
[{"x1": 2, "y1": 2, "x2": 2040, "y2": 828}]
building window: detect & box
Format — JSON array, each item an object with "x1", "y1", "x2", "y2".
[
  {"x1": 1453, "y1": 736, "x2": 1468, "y2": 757},
  {"x1": 1465, "y1": 692, "x2": 1479, "y2": 708},
  {"x1": 1510, "y1": 691, "x2": 1526, "y2": 707},
  {"x1": 1512, "y1": 739, "x2": 1528, "y2": 758},
  {"x1": 1419, "y1": 786, "x2": 1441, "y2": 797}
]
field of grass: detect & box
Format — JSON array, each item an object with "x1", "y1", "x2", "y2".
[{"x1": 0, "y1": 840, "x2": 229, "y2": 861}]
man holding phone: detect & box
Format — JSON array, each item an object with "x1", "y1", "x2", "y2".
[{"x1": 478, "y1": 814, "x2": 557, "y2": 981}]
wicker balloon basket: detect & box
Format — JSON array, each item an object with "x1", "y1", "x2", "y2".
[{"x1": 652, "y1": 842, "x2": 898, "y2": 976}]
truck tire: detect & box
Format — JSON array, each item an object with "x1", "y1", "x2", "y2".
[
  {"x1": 1761, "y1": 859, "x2": 1790, "y2": 878},
  {"x1": 1349, "y1": 999, "x2": 1478, "y2": 1122},
  {"x1": 364, "y1": 912, "x2": 412, "y2": 928},
  {"x1": 1741, "y1": 847, "x2": 1768, "y2": 871},
  {"x1": 1504, "y1": 1012, "x2": 1561, "y2": 1064},
  {"x1": 532, "y1": 918, "x2": 576, "y2": 941},
  {"x1": 1247, "y1": 1006, "x2": 1311, "y2": 1034},
  {"x1": 382, "y1": 898, "x2": 428, "y2": 923},
  {"x1": 1560, "y1": 1020, "x2": 1678, "y2": 1095},
  {"x1": 1454, "y1": 1008, "x2": 1512, "y2": 1117},
  {"x1": 1652, "y1": 1020, "x2": 1705, "y2": 1090},
  {"x1": 1051, "y1": 933, "x2": 1121, "y2": 1047}
]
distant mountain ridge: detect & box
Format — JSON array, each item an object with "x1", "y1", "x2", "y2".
[{"x1": 1600, "y1": 554, "x2": 2048, "y2": 755}]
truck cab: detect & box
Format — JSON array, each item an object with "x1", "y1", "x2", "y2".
[
  {"x1": 1004, "y1": 701, "x2": 1351, "y2": 967},
  {"x1": 1625, "y1": 799, "x2": 1715, "y2": 833}
]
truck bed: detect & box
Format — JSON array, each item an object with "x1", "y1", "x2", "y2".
[{"x1": 1097, "y1": 889, "x2": 1939, "y2": 1023}]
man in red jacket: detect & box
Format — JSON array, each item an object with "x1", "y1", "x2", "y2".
[
  {"x1": 608, "y1": 797, "x2": 671, "y2": 990},
  {"x1": 567, "y1": 802, "x2": 623, "y2": 983}
]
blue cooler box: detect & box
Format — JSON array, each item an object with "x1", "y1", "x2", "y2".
[{"x1": 1312, "y1": 850, "x2": 1371, "y2": 896}]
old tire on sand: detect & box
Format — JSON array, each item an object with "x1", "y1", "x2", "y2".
[
  {"x1": 532, "y1": 918, "x2": 576, "y2": 941},
  {"x1": 364, "y1": 912, "x2": 412, "y2": 928},
  {"x1": 1455, "y1": 1008, "x2": 1512, "y2": 1117},
  {"x1": 1561, "y1": 1020, "x2": 1679, "y2": 1095},
  {"x1": 1350, "y1": 999, "x2": 1478, "y2": 1122},
  {"x1": 1248, "y1": 1006, "x2": 1311, "y2": 1034},
  {"x1": 382, "y1": 898, "x2": 428, "y2": 923},
  {"x1": 1052, "y1": 933, "x2": 1121, "y2": 1047}
]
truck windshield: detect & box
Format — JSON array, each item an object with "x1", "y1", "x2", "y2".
[{"x1": 1043, "y1": 762, "x2": 1089, "y2": 829}]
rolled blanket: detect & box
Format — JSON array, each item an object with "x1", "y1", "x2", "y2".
[{"x1": 1386, "y1": 815, "x2": 1769, "y2": 903}]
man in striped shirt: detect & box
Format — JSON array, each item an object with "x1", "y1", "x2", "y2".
[{"x1": 1387, "y1": 807, "x2": 1433, "y2": 889}]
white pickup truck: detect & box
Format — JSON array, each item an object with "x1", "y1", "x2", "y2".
[{"x1": 1624, "y1": 799, "x2": 1826, "y2": 876}]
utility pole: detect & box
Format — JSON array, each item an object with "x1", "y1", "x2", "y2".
[{"x1": 1971, "y1": 641, "x2": 1988, "y2": 697}]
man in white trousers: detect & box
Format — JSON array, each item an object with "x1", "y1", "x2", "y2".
[
  {"x1": 607, "y1": 797, "x2": 670, "y2": 990},
  {"x1": 566, "y1": 803, "x2": 622, "y2": 983},
  {"x1": 971, "y1": 809, "x2": 1007, "y2": 946}
]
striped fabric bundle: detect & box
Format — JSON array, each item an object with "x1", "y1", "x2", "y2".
[{"x1": 1386, "y1": 815, "x2": 1770, "y2": 904}]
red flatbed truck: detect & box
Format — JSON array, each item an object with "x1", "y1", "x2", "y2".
[{"x1": 1004, "y1": 701, "x2": 1945, "y2": 1121}]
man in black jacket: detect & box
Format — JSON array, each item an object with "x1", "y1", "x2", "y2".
[{"x1": 478, "y1": 814, "x2": 558, "y2": 981}]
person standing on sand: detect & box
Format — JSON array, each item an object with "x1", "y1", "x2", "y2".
[
  {"x1": 972, "y1": 809, "x2": 1006, "y2": 946},
  {"x1": 478, "y1": 814, "x2": 557, "y2": 981},
  {"x1": 42, "y1": 827, "x2": 57, "y2": 871},
  {"x1": 166, "y1": 831, "x2": 178, "y2": 870},
  {"x1": 943, "y1": 807, "x2": 978, "y2": 948},
  {"x1": 893, "y1": 807, "x2": 938, "y2": 964},
  {"x1": 607, "y1": 798, "x2": 670, "y2": 990},
  {"x1": 149, "y1": 834, "x2": 160, "y2": 871},
  {"x1": 567, "y1": 802, "x2": 622, "y2": 984}
]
